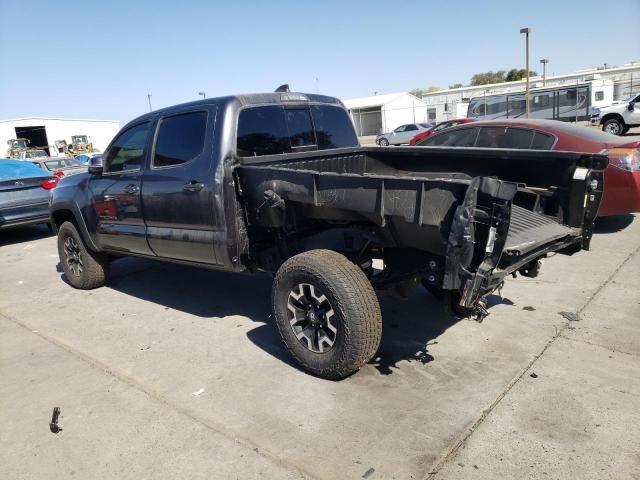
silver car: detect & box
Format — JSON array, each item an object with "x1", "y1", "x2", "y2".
[{"x1": 376, "y1": 123, "x2": 432, "y2": 146}]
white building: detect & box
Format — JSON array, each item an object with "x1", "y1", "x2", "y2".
[
  {"x1": 343, "y1": 92, "x2": 428, "y2": 136},
  {"x1": 420, "y1": 62, "x2": 640, "y2": 123},
  {"x1": 0, "y1": 117, "x2": 120, "y2": 156}
]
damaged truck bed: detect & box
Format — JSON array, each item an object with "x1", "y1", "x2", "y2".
[
  {"x1": 50, "y1": 91, "x2": 606, "y2": 379},
  {"x1": 237, "y1": 145, "x2": 606, "y2": 318}
]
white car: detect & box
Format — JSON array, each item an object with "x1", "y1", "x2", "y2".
[
  {"x1": 376, "y1": 123, "x2": 432, "y2": 146},
  {"x1": 591, "y1": 92, "x2": 640, "y2": 135}
]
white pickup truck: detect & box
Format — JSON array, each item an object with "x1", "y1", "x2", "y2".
[{"x1": 591, "y1": 92, "x2": 640, "y2": 135}]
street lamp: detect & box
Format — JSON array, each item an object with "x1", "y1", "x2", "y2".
[
  {"x1": 520, "y1": 27, "x2": 531, "y2": 118},
  {"x1": 540, "y1": 59, "x2": 549, "y2": 86},
  {"x1": 198, "y1": 92, "x2": 206, "y2": 99}
]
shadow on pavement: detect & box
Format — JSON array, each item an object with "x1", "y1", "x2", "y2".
[
  {"x1": 594, "y1": 214, "x2": 635, "y2": 234},
  {"x1": 97, "y1": 256, "x2": 506, "y2": 377},
  {"x1": 0, "y1": 224, "x2": 53, "y2": 247}
]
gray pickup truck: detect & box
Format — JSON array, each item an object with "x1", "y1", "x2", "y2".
[{"x1": 49, "y1": 91, "x2": 606, "y2": 379}]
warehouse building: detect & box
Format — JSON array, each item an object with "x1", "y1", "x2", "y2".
[
  {"x1": 343, "y1": 92, "x2": 428, "y2": 136},
  {"x1": 0, "y1": 117, "x2": 120, "y2": 157}
]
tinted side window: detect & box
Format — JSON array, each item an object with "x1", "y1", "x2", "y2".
[
  {"x1": 311, "y1": 105, "x2": 358, "y2": 149},
  {"x1": 237, "y1": 106, "x2": 290, "y2": 157},
  {"x1": 154, "y1": 111, "x2": 207, "y2": 167},
  {"x1": 405, "y1": 124, "x2": 418, "y2": 131},
  {"x1": 104, "y1": 122, "x2": 150, "y2": 173},
  {"x1": 420, "y1": 127, "x2": 477, "y2": 147},
  {"x1": 531, "y1": 131, "x2": 555, "y2": 150},
  {"x1": 285, "y1": 109, "x2": 315, "y2": 148},
  {"x1": 501, "y1": 128, "x2": 534, "y2": 148}
]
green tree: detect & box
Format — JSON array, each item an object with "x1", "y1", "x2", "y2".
[
  {"x1": 505, "y1": 68, "x2": 538, "y2": 82},
  {"x1": 409, "y1": 88, "x2": 424, "y2": 98},
  {"x1": 449, "y1": 83, "x2": 464, "y2": 89},
  {"x1": 470, "y1": 70, "x2": 506, "y2": 86},
  {"x1": 425, "y1": 86, "x2": 440, "y2": 93}
]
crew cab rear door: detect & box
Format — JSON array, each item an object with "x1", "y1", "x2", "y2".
[{"x1": 141, "y1": 107, "x2": 220, "y2": 264}]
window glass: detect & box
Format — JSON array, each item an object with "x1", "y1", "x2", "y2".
[
  {"x1": 154, "y1": 111, "x2": 207, "y2": 167},
  {"x1": 310, "y1": 105, "x2": 358, "y2": 149},
  {"x1": 420, "y1": 127, "x2": 477, "y2": 147},
  {"x1": 405, "y1": 124, "x2": 418, "y2": 131},
  {"x1": 476, "y1": 127, "x2": 507, "y2": 148},
  {"x1": 285, "y1": 109, "x2": 315, "y2": 148},
  {"x1": 104, "y1": 123, "x2": 150, "y2": 173},
  {"x1": 531, "y1": 131, "x2": 555, "y2": 150},
  {"x1": 432, "y1": 122, "x2": 450, "y2": 132},
  {"x1": 595, "y1": 91, "x2": 604, "y2": 101},
  {"x1": 501, "y1": 128, "x2": 533, "y2": 148},
  {"x1": 427, "y1": 108, "x2": 437, "y2": 122},
  {"x1": 477, "y1": 127, "x2": 534, "y2": 149},
  {"x1": 393, "y1": 125, "x2": 406, "y2": 133},
  {"x1": 237, "y1": 106, "x2": 290, "y2": 156}
]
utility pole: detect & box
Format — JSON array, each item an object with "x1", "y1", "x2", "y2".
[
  {"x1": 147, "y1": 94, "x2": 153, "y2": 112},
  {"x1": 540, "y1": 59, "x2": 549, "y2": 86},
  {"x1": 520, "y1": 27, "x2": 531, "y2": 118}
]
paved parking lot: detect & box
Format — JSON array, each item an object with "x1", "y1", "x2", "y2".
[{"x1": 1, "y1": 215, "x2": 639, "y2": 479}]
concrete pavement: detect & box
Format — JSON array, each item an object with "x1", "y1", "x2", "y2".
[{"x1": 0, "y1": 214, "x2": 638, "y2": 479}]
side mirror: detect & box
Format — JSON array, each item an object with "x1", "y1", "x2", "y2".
[{"x1": 88, "y1": 156, "x2": 103, "y2": 176}]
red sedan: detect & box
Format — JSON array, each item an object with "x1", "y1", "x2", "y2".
[
  {"x1": 415, "y1": 119, "x2": 640, "y2": 217},
  {"x1": 408, "y1": 118, "x2": 475, "y2": 145}
]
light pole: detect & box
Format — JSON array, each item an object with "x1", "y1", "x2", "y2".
[
  {"x1": 520, "y1": 27, "x2": 531, "y2": 118},
  {"x1": 147, "y1": 94, "x2": 153, "y2": 112},
  {"x1": 540, "y1": 59, "x2": 549, "y2": 86},
  {"x1": 198, "y1": 92, "x2": 206, "y2": 99}
]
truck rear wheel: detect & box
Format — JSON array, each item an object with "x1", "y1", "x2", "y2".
[
  {"x1": 272, "y1": 250, "x2": 382, "y2": 380},
  {"x1": 57, "y1": 221, "x2": 109, "y2": 289}
]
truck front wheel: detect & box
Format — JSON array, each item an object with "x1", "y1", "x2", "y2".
[
  {"x1": 272, "y1": 250, "x2": 382, "y2": 380},
  {"x1": 602, "y1": 118, "x2": 624, "y2": 135},
  {"x1": 57, "y1": 221, "x2": 109, "y2": 289}
]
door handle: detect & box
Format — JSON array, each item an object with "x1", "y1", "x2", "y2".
[
  {"x1": 182, "y1": 181, "x2": 204, "y2": 193},
  {"x1": 124, "y1": 184, "x2": 139, "y2": 194}
]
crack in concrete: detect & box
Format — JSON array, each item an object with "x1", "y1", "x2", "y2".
[
  {"x1": 0, "y1": 310, "x2": 316, "y2": 480},
  {"x1": 558, "y1": 334, "x2": 637, "y2": 357},
  {"x1": 424, "y1": 243, "x2": 640, "y2": 479}
]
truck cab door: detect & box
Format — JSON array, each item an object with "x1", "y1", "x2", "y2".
[
  {"x1": 140, "y1": 107, "x2": 220, "y2": 265},
  {"x1": 90, "y1": 121, "x2": 153, "y2": 255}
]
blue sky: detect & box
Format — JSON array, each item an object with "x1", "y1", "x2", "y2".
[{"x1": 1, "y1": 0, "x2": 638, "y2": 124}]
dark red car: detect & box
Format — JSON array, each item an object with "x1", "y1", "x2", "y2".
[
  {"x1": 408, "y1": 118, "x2": 475, "y2": 146},
  {"x1": 415, "y1": 119, "x2": 640, "y2": 217}
]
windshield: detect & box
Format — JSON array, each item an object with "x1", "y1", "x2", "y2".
[
  {"x1": 43, "y1": 158, "x2": 82, "y2": 170},
  {"x1": 623, "y1": 93, "x2": 640, "y2": 103},
  {"x1": 24, "y1": 150, "x2": 47, "y2": 158}
]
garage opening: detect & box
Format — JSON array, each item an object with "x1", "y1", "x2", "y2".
[
  {"x1": 350, "y1": 107, "x2": 382, "y2": 137},
  {"x1": 15, "y1": 126, "x2": 50, "y2": 155}
]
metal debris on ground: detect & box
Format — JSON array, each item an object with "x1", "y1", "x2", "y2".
[
  {"x1": 530, "y1": 372, "x2": 538, "y2": 378},
  {"x1": 522, "y1": 306, "x2": 536, "y2": 311},
  {"x1": 192, "y1": 388, "x2": 205, "y2": 396},
  {"x1": 362, "y1": 467, "x2": 375, "y2": 478},
  {"x1": 559, "y1": 311, "x2": 582, "y2": 322},
  {"x1": 49, "y1": 407, "x2": 62, "y2": 434}
]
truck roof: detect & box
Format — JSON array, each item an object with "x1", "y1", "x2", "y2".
[{"x1": 124, "y1": 92, "x2": 344, "y2": 130}]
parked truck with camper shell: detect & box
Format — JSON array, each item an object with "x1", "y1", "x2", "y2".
[{"x1": 49, "y1": 90, "x2": 606, "y2": 379}]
